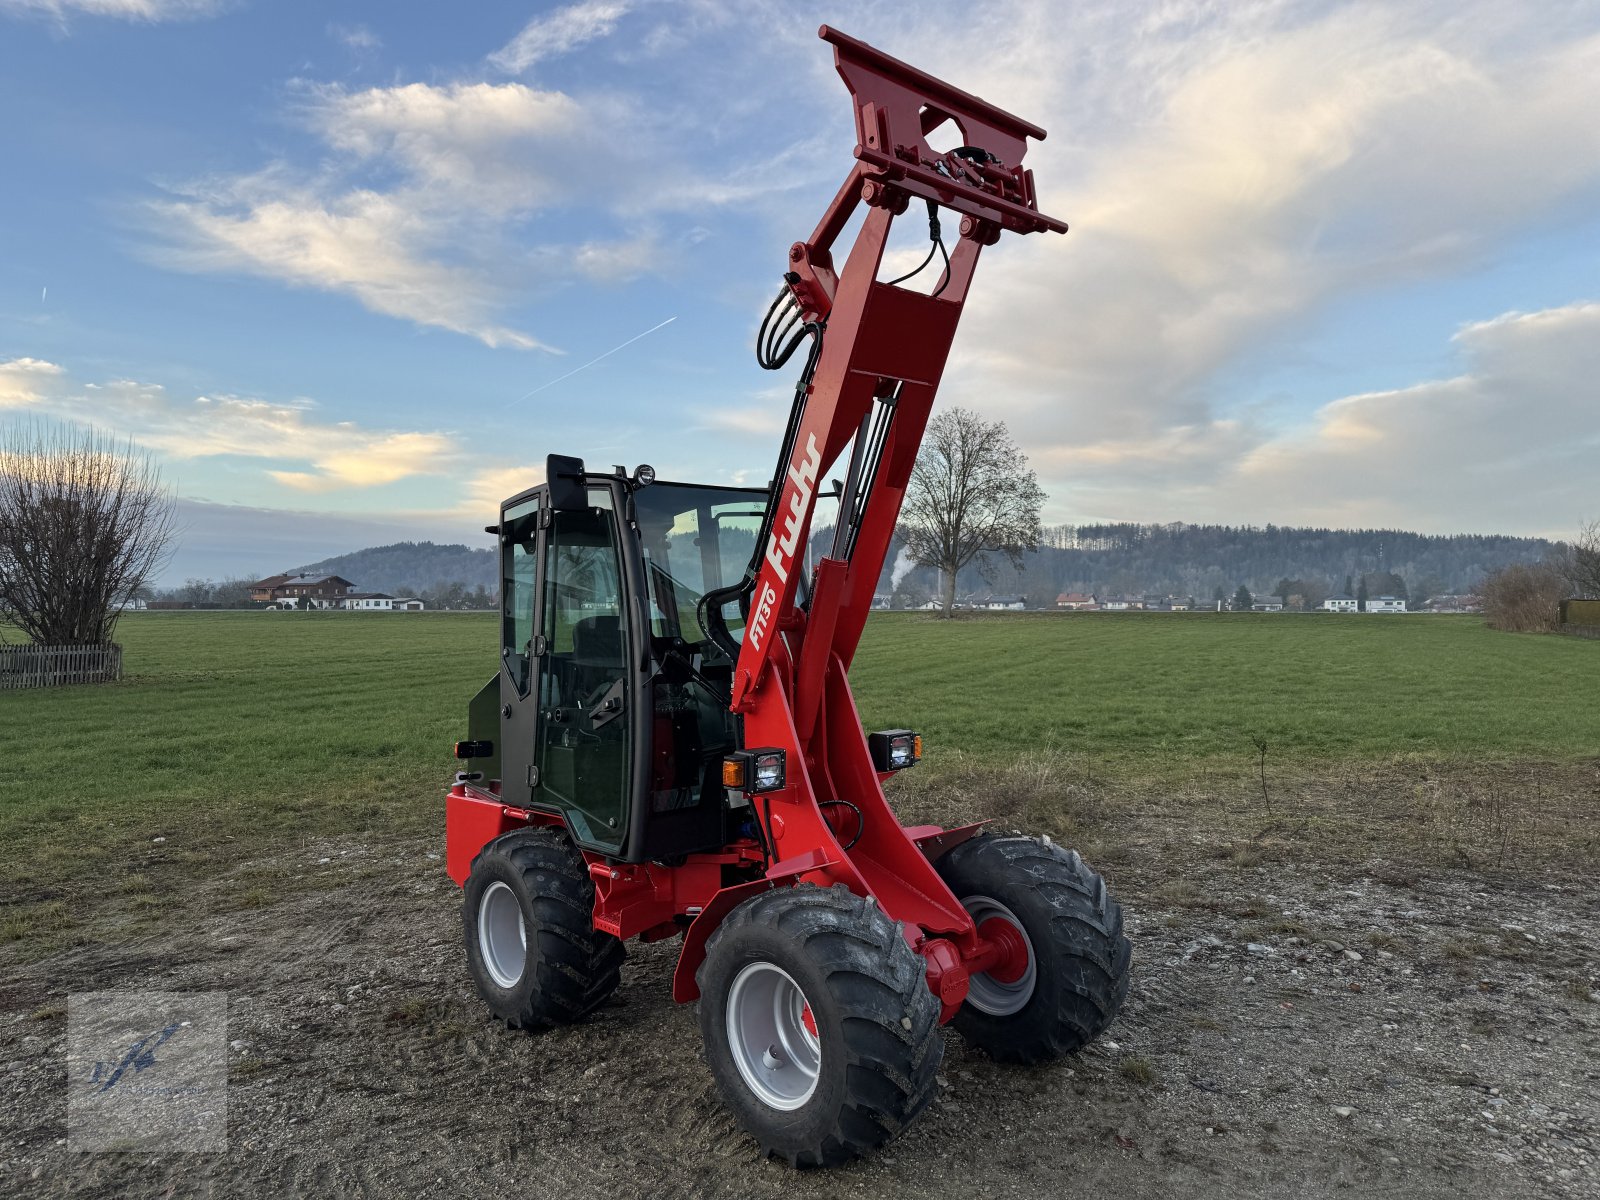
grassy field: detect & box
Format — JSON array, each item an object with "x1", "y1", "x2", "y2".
[
  {"x1": 2, "y1": 609, "x2": 1596, "y2": 945},
  {"x1": 853, "y1": 611, "x2": 1600, "y2": 762}
]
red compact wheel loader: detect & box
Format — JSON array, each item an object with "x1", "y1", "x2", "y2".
[{"x1": 446, "y1": 25, "x2": 1132, "y2": 1167}]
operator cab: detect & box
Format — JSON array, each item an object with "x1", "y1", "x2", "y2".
[{"x1": 460, "y1": 456, "x2": 769, "y2": 863}]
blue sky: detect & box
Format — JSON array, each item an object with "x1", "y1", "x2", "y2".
[{"x1": 3, "y1": 0, "x2": 1598, "y2": 583}]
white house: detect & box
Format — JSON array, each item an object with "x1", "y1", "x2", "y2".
[
  {"x1": 343, "y1": 592, "x2": 396, "y2": 611},
  {"x1": 1322, "y1": 594, "x2": 1357, "y2": 613},
  {"x1": 1251, "y1": 597, "x2": 1285, "y2": 612},
  {"x1": 975, "y1": 594, "x2": 1026, "y2": 611},
  {"x1": 1367, "y1": 595, "x2": 1407, "y2": 613},
  {"x1": 394, "y1": 598, "x2": 425, "y2": 611}
]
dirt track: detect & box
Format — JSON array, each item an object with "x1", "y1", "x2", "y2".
[{"x1": 3, "y1": 833, "x2": 1597, "y2": 1199}]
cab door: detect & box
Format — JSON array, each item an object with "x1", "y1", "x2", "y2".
[
  {"x1": 497, "y1": 493, "x2": 546, "y2": 807},
  {"x1": 531, "y1": 486, "x2": 632, "y2": 854}
]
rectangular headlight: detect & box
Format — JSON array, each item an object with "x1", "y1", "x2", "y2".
[
  {"x1": 868, "y1": 729, "x2": 921, "y2": 772},
  {"x1": 752, "y1": 750, "x2": 786, "y2": 792}
]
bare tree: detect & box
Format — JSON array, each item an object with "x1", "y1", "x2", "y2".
[
  {"x1": 0, "y1": 422, "x2": 173, "y2": 646},
  {"x1": 1558, "y1": 519, "x2": 1600, "y2": 599},
  {"x1": 900, "y1": 407, "x2": 1045, "y2": 617},
  {"x1": 1479, "y1": 562, "x2": 1565, "y2": 633}
]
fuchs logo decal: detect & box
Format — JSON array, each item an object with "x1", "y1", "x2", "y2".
[
  {"x1": 763, "y1": 433, "x2": 821, "y2": 585},
  {"x1": 748, "y1": 432, "x2": 821, "y2": 653}
]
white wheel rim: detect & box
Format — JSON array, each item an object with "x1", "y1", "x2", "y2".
[
  {"x1": 962, "y1": 894, "x2": 1037, "y2": 1016},
  {"x1": 479, "y1": 881, "x2": 526, "y2": 990},
  {"x1": 725, "y1": 961, "x2": 821, "y2": 1111}
]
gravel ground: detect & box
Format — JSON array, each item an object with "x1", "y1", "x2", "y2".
[{"x1": 2, "y1": 834, "x2": 1596, "y2": 1199}]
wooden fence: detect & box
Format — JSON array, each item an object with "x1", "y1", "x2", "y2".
[{"x1": 0, "y1": 643, "x2": 123, "y2": 689}]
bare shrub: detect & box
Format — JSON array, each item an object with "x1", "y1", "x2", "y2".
[
  {"x1": 0, "y1": 422, "x2": 173, "y2": 646},
  {"x1": 1558, "y1": 518, "x2": 1600, "y2": 599},
  {"x1": 1479, "y1": 562, "x2": 1565, "y2": 633}
]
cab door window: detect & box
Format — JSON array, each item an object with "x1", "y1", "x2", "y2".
[
  {"x1": 536, "y1": 488, "x2": 630, "y2": 851},
  {"x1": 500, "y1": 499, "x2": 540, "y2": 696}
]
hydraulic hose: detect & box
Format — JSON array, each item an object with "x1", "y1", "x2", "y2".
[{"x1": 698, "y1": 292, "x2": 824, "y2": 660}]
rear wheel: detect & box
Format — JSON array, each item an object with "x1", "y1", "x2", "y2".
[
  {"x1": 462, "y1": 827, "x2": 625, "y2": 1028},
  {"x1": 935, "y1": 834, "x2": 1131, "y2": 1063},
  {"x1": 697, "y1": 884, "x2": 942, "y2": 1167}
]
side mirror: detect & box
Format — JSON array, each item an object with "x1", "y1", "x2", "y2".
[{"x1": 546, "y1": 453, "x2": 587, "y2": 511}]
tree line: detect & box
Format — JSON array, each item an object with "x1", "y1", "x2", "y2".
[{"x1": 887, "y1": 520, "x2": 1554, "y2": 610}]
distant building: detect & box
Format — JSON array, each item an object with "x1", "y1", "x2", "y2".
[
  {"x1": 1322, "y1": 593, "x2": 1357, "y2": 613},
  {"x1": 1055, "y1": 592, "x2": 1097, "y2": 610},
  {"x1": 394, "y1": 598, "x2": 425, "y2": 612},
  {"x1": 1251, "y1": 597, "x2": 1285, "y2": 612},
  {"x1": 251, "y1": 573, "x2": 356, "y2": 606},
  {"x1": 343, "y1": 592, "x2": 396, "y2": 611},
  {"x1": 972, "y1": 594, "x2": 1026, "y2": 611},
  {"x1": 1367, "y1": 595, "x2": 1407, "y2": 613}
]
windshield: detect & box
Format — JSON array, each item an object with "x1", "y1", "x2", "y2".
[{"x1": 633, "y1": 482, "x2": 769, "y2": 648}]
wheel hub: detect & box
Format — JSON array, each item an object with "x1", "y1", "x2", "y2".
[
  {"x1": 725, "y1": 962, "x2": 821, "y2": 1111},
  {"x1": 961, "y1": 895, "x2": 1037, "y2": 1016},
  {"x1": 478, "y1": 881, "x2": 527, "y2": 990}
]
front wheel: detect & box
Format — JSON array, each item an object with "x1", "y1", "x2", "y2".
[
  {"x1": 696, "y1": 884, "x2": 942, "y2": 1167},
  {"x1": 461, "y1": 828, "x2": 624, "y2": 1029},
  {"x1": 935, "y1": 834, "x2": 1132, "y2": 1063}
]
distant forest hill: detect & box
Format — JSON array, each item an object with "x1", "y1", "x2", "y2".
[
  {"x1": 891, "y1": 523, "x2": 1556, "y2": 607},
  {"x1": 289, "y1": 524, "x2": 1554, "y2": 612},
  {"x1": 296, "y1": 541, "x2": 495, "y2": 598}
]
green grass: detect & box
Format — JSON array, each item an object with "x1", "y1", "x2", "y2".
[
  {"x1": 2, "y1": 609, "x2": 1596, "y2": 916},
  {"x1": 1, "y1": 611, "x2": 494, "y2": 898},
  {"x1": 852, "y1": 612, "x2": 1600, "y2": 763}
]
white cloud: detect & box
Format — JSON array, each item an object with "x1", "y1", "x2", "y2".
[
  {"x1": 148, "y1": 171, "x2": 556, "y2": 351},
  {"x1": 489, "y1": 1, "x2": 631, "y2": 74},
  {"x1": 1225, "y1": 302, "x2": 1600, "y2": 532},
  {"x1": 0, "y1": 0, "x2": 222, "y2": 21},
  {"x1": 0, "y1": 357, "x2": 66, "y2": 407},
  {"x1": 1, "y1": 359, "x2": 462, "y2": 492},
  {"x1": 946, "y1": 5, "x2": 1600, "y2": 468},
  {"x1": 327, "y1": 21, "x2": 379, "y2": 52},
  {"x1": 1042, "y1": 300, "x2": 1600, "y2": 534},
  {"x1": 141, "y1": 77, "x2": 681, "y2": 349},
  {"x1": 450, "y1": 463, "x2": 546, "y2": 519}
]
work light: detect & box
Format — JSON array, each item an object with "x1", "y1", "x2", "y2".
[
  {"x1": 633, "y1": 463, "x2": 657, "y2": 487},
  {"x1": 868, "y1": 730, "x2": 921, "y2": 772},
  {"x1": 753, "y1": 751, "x2": 785, "y2": 791},
  {"x1": 722, "y1": 748, "x2": 787, "y2": 793}
]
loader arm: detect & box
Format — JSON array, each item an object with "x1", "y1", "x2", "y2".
[
  {"x1": 706, "y1": 25, "x2": 1068, "y2": 985},
  {"x1": 734, "y1": 26, "x2": 1065, "y2": 718}
]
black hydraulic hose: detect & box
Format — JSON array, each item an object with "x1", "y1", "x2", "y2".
[
  {"x1": 698, "y1": 302, "x2": 823, "y2": 660},
  {"x1": 819, "y1": 798, "x2": 864, "y2": 850}
]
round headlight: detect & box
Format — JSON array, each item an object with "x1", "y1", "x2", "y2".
[{"x1": 633, "y1": 463, "x2": 656, "y2": 487}]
